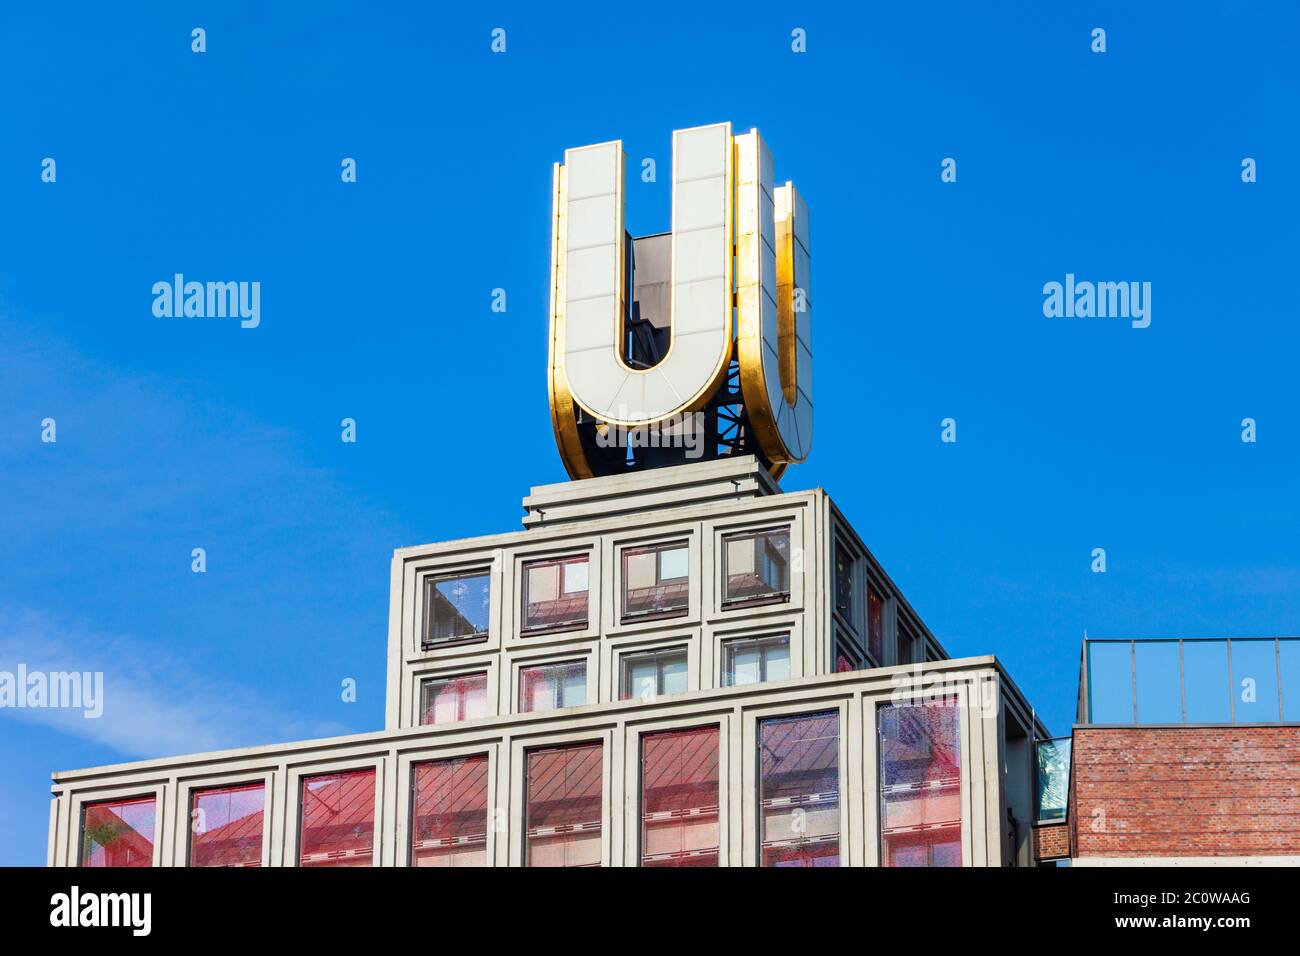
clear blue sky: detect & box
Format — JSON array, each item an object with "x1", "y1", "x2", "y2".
[{"x1": 1, "y1": 3, "x2": 1296, "y2": 864}]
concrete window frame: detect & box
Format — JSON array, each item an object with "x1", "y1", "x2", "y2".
[
  {"x1": 622, "y1": 713, "x2": 731, "y2": 867},
  {"x1": 409, "y1": 659, "x2": 499, "y2": 728},
  {"x1": 741, "y1": 696, "x2": 853, "y2": 868},
  {"x1": 708, "y1": 615, "x2": 806, "y2": 691},
  {"x1": 509, "y1": 726, "x2": 614, "y2": 867},
  {"x1": 286, "y1": 755, "x2": 387, "y2": 868},
  {"x1": 70, "y1": 781, "x2": 168, "y2": 868},
  {"x1": 870, "y1": 683, "x2": 977, "y2": 868},
  {"x1": 404, "y1": 551, "x2": 503, "y2": 664},
  {"x1": 396, "y1": 741, "x2": 501, "y2": 868},
  {"x1": 504, "y1": 541, "x2": 602, "y2": 648},
  {"x1": 175, "y1": 769, "x2": 276, "y2": 868},
  {"x1": 604, "y1": 524, "x2": 702, "y2": 636},
  {"x1": 506, "y1": 644, "x2": 600, "y2": 716},
  {"x1": 602, "y1": 627, "x2": 700, "y2": 703},
  {"x1": 705, "y1": 513, "x2": 808, "y2": 624}
]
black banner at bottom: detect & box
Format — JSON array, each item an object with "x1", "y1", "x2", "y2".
[{"x1": 0, "y1": 864, "x2": 1279, "y2": 942}]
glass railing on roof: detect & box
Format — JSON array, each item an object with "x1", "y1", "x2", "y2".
[
  {"x1": 1082, "y1": 637, "x2": 1300, "y2": 724},
  {"x1": 1033, "y1": 737, "x2": 1071, "y2": 822}
]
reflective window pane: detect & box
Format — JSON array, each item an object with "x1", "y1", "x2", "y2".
[
  {"x1": 867, "y1": 586, "x2": 884, "y2": 664},
  {"x1": 622, "y1": 543, "x2": 690, "y2": 620},
  {"x1": 1231, "y1": 639, "x2": 1281, "y2": 722},
  {"x1": 411, "y1": 755, "x2": 489, "y2": 867},
  {"x1": 420, "y1": 672, "x2": 488, "y2": 725},
  {"x1": 519, "y1": 660, "x2": 587, "y2": 713},
  {"x1": 526, "y1": 742, "x2": 602, "y2": 867},
  {"x1": 1086, "y1": 642, "x2": 1134, "y2": 723},
  {"x1": 759, "y1": 712, "x2": 840, "y2": 866},
  {"x1": 834, "y1": 543, "x2": 854, "y2": 622},
  {"x1": 424, "y1": 571, "x2": 491, "y2": 644},
  {"x1": 1183, "y1": 640, "x2": 1231, "y2": 723},
  {"x1": 190, "y1": 782, "x2": 264, "y2": 867},
  {"x1": 81, "y1": 795, "x2": 156, "y2": 867},
  {"x1": 641, "y1": 726, "x2": 719, "y2": 867},
  {"x1": 723, "y1": 529, "x2": 791, "y2": 604},
  {"x1": 722, "y1": 636, "x2": 789, "y2": 687},
  {"x1": 1134, "y1": 641, "x2": 1182, "y2": 723},
  {"x1": 523, "y1": 556, "x2": 589, "y2": 631},
  {"x1": 880, "y1": 699, "x2": 962, "y2": 866},
  {"x1": 299, "y1": 768, "x2": 376, "y2": 867},
  {"x1": 620, "y1": 647, "x2": 688, "y2": 701}
]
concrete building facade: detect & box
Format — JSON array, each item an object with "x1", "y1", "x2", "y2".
[{"x1": 50, "y1": 457, "x2": 1048, "y2": 868}]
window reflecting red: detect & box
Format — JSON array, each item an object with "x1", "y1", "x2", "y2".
[
  {"x1": 190, "y1": 782, "x2": 264, "y2": 867},
  {"x1": 81, "y1": 795, "x2": 155, "y2": 867},
  {"x1": 867, "y1": 585, "x2": 884, "y2": 664},
  {"x1": 411, "y1": 754, "x2": 489, "y2": 867},
  {"x1": 641, "y1": 726, "x2": 719, "y2": 866},
  {"x1": 298, "y1": 768, "x2": 376, "y2": 867},
  {"x1": 879, "y1": 698, "x2": 962, "y2": 866},
  {"x1": 759, "y1": 712, "x2": 840, "y2": 866},
  {"x1": 525, "y1": 742, "x2": 602, "y2": 867}
]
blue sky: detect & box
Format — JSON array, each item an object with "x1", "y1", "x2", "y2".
[{"x1": 1, "y1": 3, "x2": 1297, "y2": 864}]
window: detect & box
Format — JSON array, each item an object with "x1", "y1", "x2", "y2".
[
  {"x1": 641, "y1": 726, "x2": 719, "y2": 867},
  {"x1": 423, "y1": 570, "x2": 491, "y2": 646},
  {"x1": 834, "y1": 635, "x2": 862, "y2": 673},
  {"x1": 896, "y1": 619, "x2": 916, "y2": 666},
  {"x1": 622, "y1": 542, "x2": 689, "y2": 621},
  {"x1": 420, "y1": 672, "x2": 488, "y2": 725},
  {"x1": 721, "y1": 635, "x2": 790, "y2": 687},
  {"x1": 879, "y1": 699, "x2": 962, "y2": 867},
  {"x1": 298, "y1": 768, "x2": 376, "y2": 867},
  {"x1": 519, "y1": 660, "x2": 587, "y2": 713},
  {"x1": 523, "y1": 555, "x2": 589, "y2": 632},
  {"x1": 620, "y1": 646, "x2": 688, "y2": 701},
  {"x1": 80, "y1": 795, "x2": 155, "y2": 867},
  {"x1": 867, "y1": 584, "x2": 885, "y2": 664},
  {"x1": 525, "y1": 742, "x2": 603, "y2": 866},
  {"x1": 411, "y1": 755, "x2": 490, "y2": 867},
  {"x1": 834, "y1": 541, "x2": 854, "y2": 623},
  {"x1": 722, "y1": 528, "x2": 790, "y2": 605},
  {"x1": 758, "y1": 712, "x2": 840, "y2": 866},
  {"x1": 189, "y1": 782, "x2": 264, "y2": 867}
]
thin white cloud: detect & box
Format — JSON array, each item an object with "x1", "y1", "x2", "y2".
[{"x1": 0, "y1": 606, "x2": 351, "y2": 760}]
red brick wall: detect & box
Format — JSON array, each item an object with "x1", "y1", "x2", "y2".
[
  {"x1": 1033, "y1": 823, "x2": 1069, "y2": 860},
  {"x1": 1072, "y1": 726, "x2": 1300, "y2": 857}
]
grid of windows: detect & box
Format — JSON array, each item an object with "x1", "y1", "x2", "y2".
[
  {"x1": 411, "y1": 755, "x2": 490, "y2": 867},
  {"x1": 640, "y1": 726, "x2": 720, "y2": 867},
  {"x1": 519, "y1": 660, "x2": 587, "y2": 713},
  {"x1": 620, "y1": 646, "x2": 688, "y2": 701},
  {"x1": 758, "y1": 711, "x2": 840, "y2": 866},
  {"x1": 189, "y1": 782, "x2": 264, "y2": 867},
  {"x1": 522, "y1": 555, "x2": 589, "y2": 632},
  {"x1": 525, "y1": 742, "x2": 603, "y2": 867},
  {"x1": 722, "y1": 529, "x2": 790, "y2": 605},
  {"x1": 721, "y1": 635, "x2": 790, "y2": 687},
  {"x1": 420, "y1": 672, "x2": 488, "y2": 725},
  {"x1": 298, "y1": 768, "x2": 376, "y2": 867},
  {"x1": 423, "y1": 570, "x2": 491, "y2": 646},
  {"x1": 879, "y1": 699, "x2": 962, "y2": 867},
  {"x1": 80, "y1": 795, "x2": 156, "y2": 867},
  {"x1": 622, "y1": 542, "x2": 689, "y2": 621}
]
